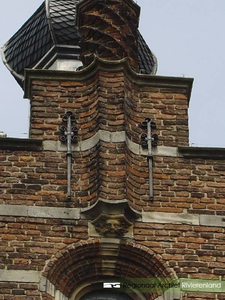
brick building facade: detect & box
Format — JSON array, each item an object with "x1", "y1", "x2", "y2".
[{"x1": 0, "y1": 1, "x2": 225, "y2": 300}]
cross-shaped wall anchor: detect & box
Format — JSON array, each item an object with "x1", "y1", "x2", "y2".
[
  {"x1": 60, "y1": 111, "x2": 78, "y2": 200},
  {"x1": 140, "y1": 118, "x2": 158, "y2": 201}
]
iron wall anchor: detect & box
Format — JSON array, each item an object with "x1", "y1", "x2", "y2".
[
  {"x1": 60, "y1": 111, "x2": 78, "y2": 200},
  {"x1": 140, "y1": 118, "x2": 158, "y2": 201}
]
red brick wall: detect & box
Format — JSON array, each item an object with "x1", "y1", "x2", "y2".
[
  {"x1": 0, "y1": 217, "x2": 88, "y2": 270},
  {"x1": 124, "y1": 78, "x2": 189, "y2": 147},
  {"x1": 0, "y1": 283, "x2": 41, "y2": 300},
  {"x1": 29, "y1": 72, "x2": 189, "y2": 147},
  {"x1": 0, "y1": 61, "x2": 224, "y2": 299}
]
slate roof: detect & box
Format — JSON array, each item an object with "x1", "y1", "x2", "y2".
[
  {"x1": 2, "y1": 3, "x2": 53, "y2": 84},
  {"x1": 1, "y1": 0, "x2": 157, "y2": 88},
  {"x1": 47, "y1": 0, "x2": 80, "y2": 45},
  {"x1": 138, "y1": 32, "x2": 157, "y2": 75}
]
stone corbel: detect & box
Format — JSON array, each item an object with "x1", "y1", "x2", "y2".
[{"x1": 81, "y1": 199, "x2": 141, "y2": 238}]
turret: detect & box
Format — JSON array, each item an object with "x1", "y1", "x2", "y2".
[{"x1": 1, "y1": 0, "x2": 157, "y2": 88}]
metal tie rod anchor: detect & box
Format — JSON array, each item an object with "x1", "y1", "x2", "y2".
[
  {"x1": 140, "y1": 118, "x2": 158, "y2": 201},
  {"x1": 60, "y1": 111, "x2": 78, "y2": 200}
]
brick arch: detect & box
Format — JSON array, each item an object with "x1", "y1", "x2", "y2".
[{"x1": 42, "y1": 239, "x2": 177, "y2": 300}]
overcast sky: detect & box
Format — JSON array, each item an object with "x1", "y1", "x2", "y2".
[{"x1": 0, "y1": 0, "x2": 225, "y2": 147}]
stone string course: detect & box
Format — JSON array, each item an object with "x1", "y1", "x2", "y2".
[{"x1": 0, "y1": 62, "x2": 224, "y2": 300}]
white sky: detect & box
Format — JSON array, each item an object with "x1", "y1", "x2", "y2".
[{"x1": 0, "y1": 0, "x2": 225, "y2": 147}]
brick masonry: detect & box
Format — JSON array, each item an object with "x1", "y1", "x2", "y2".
[{"x1": 0, "y1": 58, "x2": 224, "y2": 300}]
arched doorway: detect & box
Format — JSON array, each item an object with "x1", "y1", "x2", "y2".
[
  {"x1": 41, "y1": 239, "x2": 180, "y2": 300},
  {"x1": 80, "y1": 290, "x2": 132, "y2": 300}
]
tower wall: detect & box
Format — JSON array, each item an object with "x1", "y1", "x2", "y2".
[{"x1": 0, "y1": 59, "x2": 225, "y2": 300}]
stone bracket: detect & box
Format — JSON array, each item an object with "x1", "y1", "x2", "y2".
[{"x1": 81, "y1": 199, "x2": 141, "y2": 238}]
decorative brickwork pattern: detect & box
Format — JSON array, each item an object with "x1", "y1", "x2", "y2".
[{"x1": 76, "y1": 0, "x2": 140, "y2": 69}]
